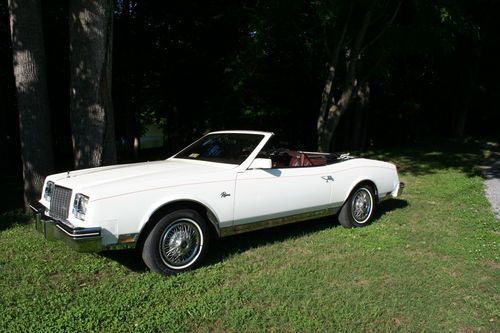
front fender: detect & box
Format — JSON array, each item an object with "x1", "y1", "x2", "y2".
[{"x1": 138, "y1": 194, "x2": 222, "y2": 236}]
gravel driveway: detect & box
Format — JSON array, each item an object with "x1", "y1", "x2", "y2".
[{"x1": 484, "y1": 151, "x2": 500, "y2": 219}]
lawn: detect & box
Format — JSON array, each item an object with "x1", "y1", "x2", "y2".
[{"x1": 1, "y1": 142, "x2": 498, "y2": 332}]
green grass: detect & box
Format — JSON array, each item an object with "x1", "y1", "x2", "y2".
[{"x1": 1, "y1": 142, "x2": 499, "y2": 332}]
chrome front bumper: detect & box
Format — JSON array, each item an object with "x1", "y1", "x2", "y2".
[{"x1": 30, "y1": 202, "x2": 103, "y2": 252}]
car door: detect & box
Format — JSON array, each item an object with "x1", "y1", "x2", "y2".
[{"x1": 233, "y1": 166, "x2": 334, "y2": 226}]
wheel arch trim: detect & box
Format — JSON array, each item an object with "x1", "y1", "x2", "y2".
[
  {"x1": 137, "y1": 197, "x2": 221, "y2": 248},
  {"x1": 344, "y1": 178, "x2": 379, "y2": 203}
]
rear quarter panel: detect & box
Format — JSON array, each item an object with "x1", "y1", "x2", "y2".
[{"x1": 330, "y1": 158, "x2": 399, "y2": 206}]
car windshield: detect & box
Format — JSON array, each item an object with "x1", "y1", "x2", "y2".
[{"x1": 174, "y1": 133, "x2": 264, "y2": 165}]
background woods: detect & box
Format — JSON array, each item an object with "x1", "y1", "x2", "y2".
[{"x1": 1, "y1": 0, "x2": 499, "y2": 211}]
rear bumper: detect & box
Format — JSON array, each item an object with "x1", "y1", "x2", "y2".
[{"x1": 30, "y1": 202, "x2": 103, "y2": 252}]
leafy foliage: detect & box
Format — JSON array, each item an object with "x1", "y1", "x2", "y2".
[{"x1": 1, "y1": 0, "x2": 499, "y2": 209}]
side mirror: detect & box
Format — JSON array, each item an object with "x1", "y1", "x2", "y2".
[{"x1": 249, "y1": 158, "x2": 272, "y2": 169}]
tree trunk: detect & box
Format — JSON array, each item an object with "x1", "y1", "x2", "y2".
[
  {"x1": 316, "y1": 4, "x2": 353, "y2": 153},
  {"x1": 316, "y1": 0, "x2": 375, "y2": 152},
  {"x1": 8, "y1": 0, "x2": 54, "y2": 210},
  {"x1": 69, "y1": 0, "x2": 116, "y2": 168},
  {"x1": 317, "y1": 0, "x2": 401, "y2": 152},
  {"x1": 351, "y1": 82, "x2": 370, "y2": 151},
  {"x1": 452, "y1": 39, "x2": 480, "y2": 138},
  {"x1": 0, "y1": 74, "x2": 7, "y2": 175}
]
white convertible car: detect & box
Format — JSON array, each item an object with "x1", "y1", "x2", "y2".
[{"x1": 31, "y1": 130, "x2": 404, "y2": 275}]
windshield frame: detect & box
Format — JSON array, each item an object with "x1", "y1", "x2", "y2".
[{"x1": 170, "y1": 131, "x2": 273, "y2": 167}]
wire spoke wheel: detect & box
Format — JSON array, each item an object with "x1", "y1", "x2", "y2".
[
  {"x1": 142, "y1": 209, "x2": 210, "y2": 275},
  {"x1": 159, "y1": 218, "x2": 203, "y2": 269},
  {"x1": 350, "y1": 188, "x2": 373, "y2": 224}
]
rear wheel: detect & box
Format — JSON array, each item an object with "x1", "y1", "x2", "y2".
[
  {"x1": 338, "y1": 184, "x2": 376, "y2": 228},
  {"x1": 142, "y1": 209, "x2": 210, "y2": 275}
]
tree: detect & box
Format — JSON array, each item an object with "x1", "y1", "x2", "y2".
[
  {"x1": 315, "y1": 0, "x2": 402, "y2": 152},
  {"x1": 7, "y1": 0, "x2": 54, "y2": 209},
  {"x1": 69, "y1": 0, "x2": 116, "y2": 168}
]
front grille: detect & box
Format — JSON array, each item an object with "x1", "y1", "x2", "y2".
[{"x1": 50, "y1": 186, "x2": 72, "y2": 221}]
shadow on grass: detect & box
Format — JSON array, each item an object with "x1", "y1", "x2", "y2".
[
  {"x1": 1, "y1": 175, "x2": 24, "y2": 214},
  {"x1": 101, "y1": 249, "x2": 147, "y2": 272},
  {"x1": 102, "y1": 198, "x2": 408, "y2": 273},
  {"x1": 209, "y1": 198, "x2": 409, "y2": 265},
  {"x1": 373, "y1": 199, "x2": 409, "y2": 220},
  {"x1": 0, "y1": 210, "x2": 31, "y2": 232},
  {"x1": 483, "y1": 151, "x2": 500, "y2": 180},
  {"x1": 360, "y1": 140, "x2": 495, "y2": 178}
]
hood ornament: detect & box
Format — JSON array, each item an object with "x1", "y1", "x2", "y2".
[{"x1": 66, "y1": 171, "x2": 71, "y2": 178}]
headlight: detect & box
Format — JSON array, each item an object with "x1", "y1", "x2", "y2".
[
  {"x1": 43, "y1": 181, "x2": 54, "y2": 202},
  {"x1": 72, "y1": 193, "x2": 89, "y2": 220}
]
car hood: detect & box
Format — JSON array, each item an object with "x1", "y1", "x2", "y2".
[{"x1": 47, "y1": 159, "x2": 236, "y2": 200}]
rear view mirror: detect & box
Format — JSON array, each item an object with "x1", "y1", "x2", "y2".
[{"x1": 249, "y1": 158, "x2": 272, "y2": 169}]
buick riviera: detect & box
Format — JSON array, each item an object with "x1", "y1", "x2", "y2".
[{"x1": 31, "y1": 130, "x2": 404, "y2": 275}]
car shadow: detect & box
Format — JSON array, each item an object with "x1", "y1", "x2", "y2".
[
  {"x1": 373, "y1": 198, "x2": 409, "y2": 220},
  {"x1": 101, "y1": 249, "x2": 148, "y2": 272},
  {"x1": 208, "y1": 198, "x2": 408, "y2": 265},
  {"x1": 101, "y1": 198, "x2": 408, "y2": 273}
]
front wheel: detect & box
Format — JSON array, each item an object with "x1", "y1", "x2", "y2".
[
  {"x1": 338, "y1": 184, "x2": 376, "y2": 228},
  {"x1": 142, "y1": 209, "x2": 210, "y2": 275}
]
